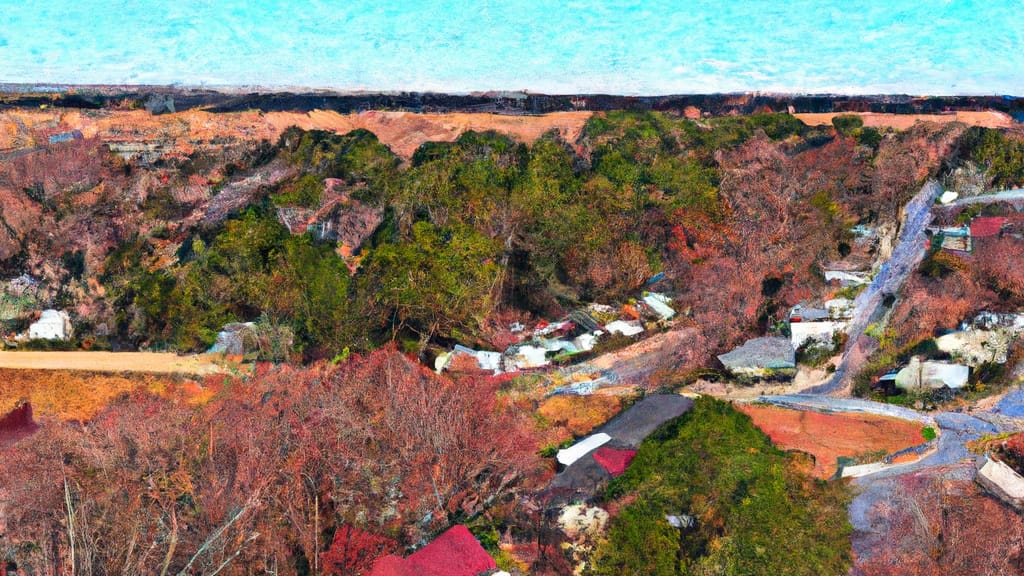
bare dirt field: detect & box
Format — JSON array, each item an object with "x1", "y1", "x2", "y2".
[
  {"x1": 537, "y1": 394, "x2": 622, "y2": 437},
  {"x1": 1, "y1": 108, "x2": 593, "y2": 159},
  {"x1": 587, "y1": 327, "x2": 708, "y2": 388},
  {"x1": 685, "y1": 358, "x2": 840, "y2": 399},
  {"x1": 795, "y1": 110, "x2": 1014, "y2": 130},
  {"x1": 0, "y1": 351, "x2": 223, "y2": 375},
  {"x1": 7, "y1": 106, "x2": 1009, "y2": 166},
  {"x1": 738, "y1": 404, "x2": 927, "y2": 479},
  {"x1": 0, "y1": 368, "x2": 215, "y2": 421}
]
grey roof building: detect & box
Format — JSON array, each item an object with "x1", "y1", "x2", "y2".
[{"x1": 717, "y1": 337, "x2": 796, "y2": 379}]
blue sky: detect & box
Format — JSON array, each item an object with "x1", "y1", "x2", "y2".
[{"x1": 1, "y1": 0, "x2": 1022, "y2": 94}]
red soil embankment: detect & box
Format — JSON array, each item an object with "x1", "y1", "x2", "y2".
[{"x1": 739, "y1": 404, "x2": 927, "y2": 479}]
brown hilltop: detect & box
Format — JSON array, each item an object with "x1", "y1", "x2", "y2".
[{"x1": 2, "y1": 108, "x2": 592, "y2": 159}]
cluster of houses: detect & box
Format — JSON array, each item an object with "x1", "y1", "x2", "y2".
[
  {"x1": 874, "y1": 312, "x2": 1024, "y2": 395},
  {"x1": 927, "y1": 215, "x2": 1018, "y2": 254},
  {"x1": 712, "y1": 209, "x2": 1023, "y2": 393},
  {"x1": 715, "y1": 301, "x2": 1023, "y2": 394},
  {"x1": 435, "y1": 292, "x2": 677, "y2": 377},
  {"x1": 715, "y1": 298, "x2": 856, "y2": 380},
  {"x1": 713, "y1": 221, "x2": 880, "y2": 381}
]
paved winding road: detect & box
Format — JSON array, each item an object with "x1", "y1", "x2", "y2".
[
  {"x1": 753, "y1": 182, "x2": 1024, "y2": 562},
  {"x1": 805, "y1": 180, "x2": 942, "y2": 394},
  {"x1": 945, "y1": 188, "x2": 1024, "y2": 207},
  {"x1": 761, "y1": 389, "x2": 1024, "y2": 480}
]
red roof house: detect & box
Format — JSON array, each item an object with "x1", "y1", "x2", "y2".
[
  {"x1": 970, "y1": 216, "x2": 1008, "y2": 238},
  {"x1": 370, "y1": 525, "x2": 496, "y2": 576},
  {"x1": 593, "y1": 447, "x2": 637, "y2": 477}
]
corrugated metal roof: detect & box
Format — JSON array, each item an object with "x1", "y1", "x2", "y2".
[
  {"x1": 718, "y1": 337, "x2": 796, "y2": 370},
  {"x1": 370, "y1": 525, "x2": 495, "y2": 576},
  {"x1": 970, "y1": 216, "x2": 1008, "y2": 238}
]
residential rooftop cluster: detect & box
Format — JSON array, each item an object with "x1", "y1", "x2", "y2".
[{"x1": 435, "y1": 291, "x2": 676, "y2": 377}]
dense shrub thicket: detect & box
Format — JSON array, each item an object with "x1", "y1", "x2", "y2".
[{"x1": 592, "y1": 397, "x2": 853, "y2": 576}]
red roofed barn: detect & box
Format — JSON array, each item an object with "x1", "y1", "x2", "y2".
[
  {"x1": 370, "y1": 525, "x2": 496, "y2": 576},
  {"x1": 970, "y1": 216, "x2": 1007, "y2": 238},
  {"x1": 593, "y1": 446, "x2": 637, "y2": 477}
]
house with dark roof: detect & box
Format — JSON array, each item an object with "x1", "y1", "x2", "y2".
[
  {"x1": 717, "y1": 337, "x2": 796, "y2": 380},
  {"x1": 548, "y1": 395, "x2": 693, "y2": 499},
  {"x1": 370, "y1": 525, "x2": 497, "y2": 576}
]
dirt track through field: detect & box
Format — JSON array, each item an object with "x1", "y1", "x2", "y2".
[{"x1": 0, "y1": 351, "x2": 223, "y2": 375}]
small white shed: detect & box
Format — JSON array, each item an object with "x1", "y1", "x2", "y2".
[
  {"x1": 28, "y1": 309, "x2": 71, "y2": 341},
  {"x1": 556, "y1": 433, "x2": 612, "y2": 467}
]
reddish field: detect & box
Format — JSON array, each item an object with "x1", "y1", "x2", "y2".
[
  {"x1": 739, "y1": 404, "x2": 927, "y2": 478},
  {"x1": 0, "y1": 368, "x2": 213, "y2": 421}
]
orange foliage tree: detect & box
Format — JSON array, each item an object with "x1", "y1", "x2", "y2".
[{"x1": 0, "y1": 346, "x2": 539, "y2": 575}]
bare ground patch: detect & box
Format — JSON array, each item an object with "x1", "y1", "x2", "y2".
[{"x1": 738, "y1": 403, "x2": 928, "y2": 479}]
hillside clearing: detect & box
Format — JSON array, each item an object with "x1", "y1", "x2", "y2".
[{"x1": 738, "y1": 404, "x2": 928, "y2": 478}]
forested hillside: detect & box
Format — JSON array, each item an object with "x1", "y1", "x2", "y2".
[
  {"x1": 4, "y1": 106, "x2": 1024, "y2": 575},
  {"x1": 4, "y1": 109, "x2": 1001, "y2": 367}
]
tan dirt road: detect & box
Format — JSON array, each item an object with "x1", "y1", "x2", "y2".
[{"x1": 0, "y1": 351, "x2": 224, "y2": 375}]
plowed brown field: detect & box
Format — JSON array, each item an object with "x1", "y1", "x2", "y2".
[{"x1": 739, "y1": 404, "x2": 927, "y2": 478}]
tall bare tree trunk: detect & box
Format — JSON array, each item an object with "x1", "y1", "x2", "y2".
[
  {"x1": 159, "y1": 509, "x2": 178, "y2": 576},
  {"x1": 63, "y1": 476, "x2": 76, "y2": 576}
]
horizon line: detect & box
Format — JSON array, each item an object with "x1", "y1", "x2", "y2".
[{"x1": 1, "y1": 83, "x2": 1022, "y2": 100}]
